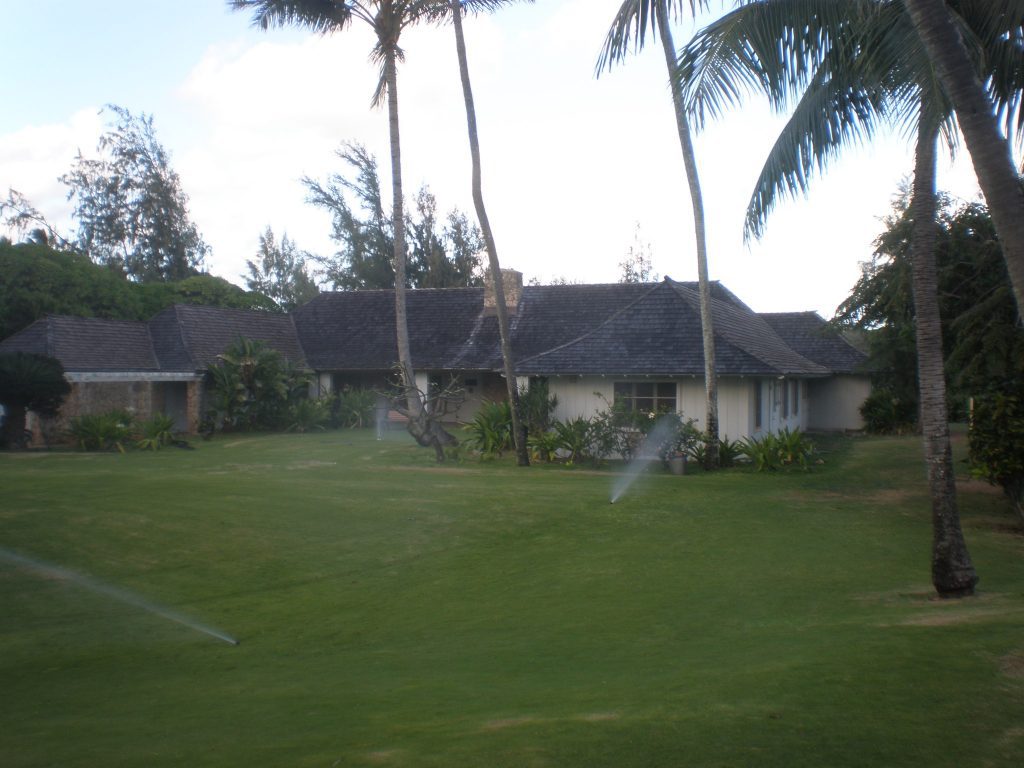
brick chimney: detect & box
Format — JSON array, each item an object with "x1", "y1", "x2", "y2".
[{"x1": 483, "y1": 268, "x2": 523, "y2": 317}]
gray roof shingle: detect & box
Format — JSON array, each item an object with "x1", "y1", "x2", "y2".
[
  {"x1": 0, "y1": 282, "x2": 865, "y2": 380},
  {"x1": 516, "y1": 280, "x2": 831, "y2": 377},
  {"x1": 759, "y1": 312, "x2": 867, "y2": 374},
  {"x1": 0, "y1": 316, "x2": 159, "y2": 372},
  {"x1": 0, "y1": 307, "x2": 306, "y2": 374}
]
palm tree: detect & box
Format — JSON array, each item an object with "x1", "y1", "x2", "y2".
[
  {"x1": 449, "y1": 0, "x2": 531, "y2": 466},
  {"x1": 229, "y1": 0, "x2": 455, "y2": 454},
  {"x1": 598, "y1": 0, "x2": 720, "y2": 469},
  {"x1": 675, "y1": 0, "x2": 1021, "y2": 595},
  {"x1": 902, "y1": 0, "x2": 1024, "y2": 320}
]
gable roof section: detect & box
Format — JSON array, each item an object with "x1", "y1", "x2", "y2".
[
  {"x1": 293, "y1": 288, "x2": 497, "y2": 371},
  {"x1": 0, "y1": 315, "x2": 159, "y2": 372},
  {"x1": 0, "y1": 282, "x2": 865, "y2": 379},
  {"x1": 291, "y1": 281, "x2": 754, "y2": 373},
  {"x1": 516, "y1": 279, "x2": 830, "y2": 377},
  {"x1": 759, "y1": 312, "x2": 867, "y2": 374},
  {"x1": 150, "y1": 305, "x2": 308, "y2": 371}
]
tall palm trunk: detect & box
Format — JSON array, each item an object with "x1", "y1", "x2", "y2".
[
  {"x1": 903, "y1": 0, "x2": 1024, "y2": 320},
  {"x1": 451, "y1": 0, "x2": 529, "y2": 466},
  {"x1": 910, "y1": 113, "x2": 978, "y2": 597},
  {"x1": 656, "y1": 1, "x2": 719, "y2": 468},
  {"x1": 384, "y1": 46, "x2": 419, "y2": 417}
]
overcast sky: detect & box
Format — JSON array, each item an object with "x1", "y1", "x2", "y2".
[{"x1": 0, "y1": 0, "x2": 995, "y2": 318}]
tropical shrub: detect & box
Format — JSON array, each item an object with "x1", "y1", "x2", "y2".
[
  {"x1": 518, "y1": 380, "x2": 558, "y2": 436},
  {"x1": 332, "y1": 387, "x2": 377, "y2": 429},
  {"x1": 205, "y1": 337, "x2": 309, "y2": 432},
  {"x1": 288, "y1": 397, "x2": 330, "y2": 433},
  {"x1": 0, "y1": 352, "x2": 72, "y2": 449},
  {"x1": 68, "y1": 410, "x2": 135, "y2": 452},
  {"x1": 969, "y1": 387, "x2": 1024, "y2": 521},
  {"x1": 462, "y1": 400, "x2": 513, "y2": 458},
  {"x1": 135, "y1": 413, "x2": 177, "y2": 450},
  {"x1": 552, "y1": 416, "x2": 592, "y2": 464},
  {"x1": 860, "y1": 388, "x2": 916, "y2": 434},
  {"x1": 527, "y1": 429, "x2": 562, "y2": 463},
  {"x1": 717, "y1": 437, "x2": 744, "y2": 468},
  {"x1": 739, "y1": 428, "x2": 815, "y2": 472}
]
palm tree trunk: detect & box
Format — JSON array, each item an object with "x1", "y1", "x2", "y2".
[
  {"x1": 451, "y1": 0, "x2": 529, "y2": 467},
  {"x1": 384, "y1": 47, "x2": 420, "y2": 418},
  {"x1": 656, "y1": 1, "x2": 719, "y2": 468},
  {"x1": 903, "y1": 0, "x2": 1024, "y2": 320},
  {"x1": 911, "y1": 113, "x2": 978, "y2": 597}
]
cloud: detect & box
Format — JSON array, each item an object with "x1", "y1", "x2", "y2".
[{"x1": 0, "y1": 109, "x2": 104, "y2": 239}]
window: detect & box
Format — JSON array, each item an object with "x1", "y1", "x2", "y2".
[
  {"x1": 754, "y1": 381, "x2": 763, "y2": 429},
  {"x1": 781, "y1": 380, "x2": 789, "y2": 419},
  {"x1": 614, "y1": 381, "x2": 677, "y2": 414},
  {"x1": 792, "y1": 381, "x2": 799, "y2": 416}
]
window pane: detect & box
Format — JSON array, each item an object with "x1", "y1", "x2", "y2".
[
  {"x1": 635, "y1": 383, "x2": 654, "y2": 398},
  {"x1": 657, "y1": 382, "x2": 675, "y2": 398},
  {"x1": 635, "y1": 398, "x2": 654, "y2": 413}
]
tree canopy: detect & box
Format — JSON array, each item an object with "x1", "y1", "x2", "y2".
[
  {"x1": 245, "y1": 227, "x2": 319, "y2": 311},
  {"x1": 835, "y1": 190, "x2": 1024, "y2": 415},
  {"x1": 0, "y1": 352, "x2": 71, "y2": 448},
  {"x1": 305, "y1": 142, "x2": 484, "y2": 290},
  {"x1": 0, "y1": 240, "x2": 276, "y2": 340},
  {"x1": 61, "y1": 105, "x2": 209, "y2": 282}
]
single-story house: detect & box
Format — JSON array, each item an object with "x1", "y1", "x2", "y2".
[{"x1": 0, "y1": 270, "x2": 869, "y2": 443}]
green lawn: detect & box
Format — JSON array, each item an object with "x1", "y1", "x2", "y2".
[{"x1": 1, "y1": 431, "x2": 1022, "y2": 767}]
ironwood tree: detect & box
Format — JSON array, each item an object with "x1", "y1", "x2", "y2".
[{"x1": 61, "y1": 105, "x2": 209, "y2": 282}]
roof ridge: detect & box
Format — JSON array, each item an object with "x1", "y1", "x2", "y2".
[
  {"x1": 667, "y1": 280, "x2": 829, "y2": 376},
  {"x1": 172, "y1": 304, "x2": 197, "y2": 370},
  {"x1": 515, "y1": 281, "x2": 674, "y2": 368}
]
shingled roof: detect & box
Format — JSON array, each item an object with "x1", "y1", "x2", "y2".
[
  {"x1": 0, "y1": 316, "x2": 160, "y2": 372},
  {"x1": 292, "y1": 288, "x2": 499, "y2": 371},
  {"x1": 515, "y1": 280, "x2": 831, "y2": 377},
  {"x1": 0, "y1": 283, "x2": 865, "y2": 380},
  {"x1": 0, "y1": 306, "x2": 306, "y2": 374},
  {"x1": 292, "y1": 280, "x2": 764, "y2": 374},
  {"x1": 149, "y1": 305, "x2": 307, "y2": 371},
  {"x1": 759, "y1": 312, "x2": 867, "y2": 374}
]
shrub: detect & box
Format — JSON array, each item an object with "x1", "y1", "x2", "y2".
[
  {"x1": 717, "y1": 437, "x2": 744, "y2": 468},
  {"x1": 739, "y1": 427, "x2": 815, "y2": 472},
  {"x1": 860, "y1": 388, "x2": 916, "y2": 434},
  {"x1": 135, "y1": 413, "x2": 176, "y2": 450},
  {"x1": 463, "y1": 400, "x2": 513, "y2": 459},
  {"x1": 688, "y1": 434, "x2": 743, "y2": 468},
  {"x1": 969, "y1": 387, "x2": 1024, "y2": 521},
  {"x1": 552, "y1": 416, "x2": 592, "y2": 464},
  {"x1": 0, "y1": 352, "x2": 72, "y2": 449},
  {"x1": 527, "y1": 429, "x2": 562, "y2": 463},
  {"x1": 332, "y1": 387, "x2": 377, "y2": 429},
  {"x1": 518, "y1": 380, "x2": 558, "y2": 436},
  {"x1": 205, "y1": 337, "x2": 309, "y2": 432},
  {"x1": 68, "y1": 410, "x2": 135, "y2": 452},
  {"x1": 289, "y1": 397, "x2": 330, "y2": 433}
]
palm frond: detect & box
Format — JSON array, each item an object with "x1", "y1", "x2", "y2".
[
  {"x1": 676, "y1": 0, "x2": 882, "y2": 128},
  {"x1": 228, "y1": 0, "x2": 356, "y2": 33},
  {"x1": 744, "y1": 61, "x2": 886, "y2": 241},
  {"x1": 596, "y1": 0, "x2": 708, "y2": 76}
]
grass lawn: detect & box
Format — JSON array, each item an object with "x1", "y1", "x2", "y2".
[{"x1": 1, "y1": 430, "x2": 1022, "y2": 767}]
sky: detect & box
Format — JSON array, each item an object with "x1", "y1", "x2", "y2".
[{"x1": 0, "y1": 0, "x2": 996, "y2": 319}]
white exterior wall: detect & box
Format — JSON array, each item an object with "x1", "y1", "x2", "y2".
[
  {"x1": 546, "y1": 376, "x2": 759, "y2": 441},
  {"x1": 548, "y1": 377, "x2": 615, "y2": 422},
  {"x1": 807, "y1": 375, "x2": 871, "y2": 431}
]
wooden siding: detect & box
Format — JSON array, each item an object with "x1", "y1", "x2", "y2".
[{"x1": 807, "y1": 375, "x2": 870, "y2": 431}]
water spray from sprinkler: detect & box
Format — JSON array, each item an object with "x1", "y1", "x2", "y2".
[{"x1": 0, "y1": 547, "x2": 240, "y2": 647}]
